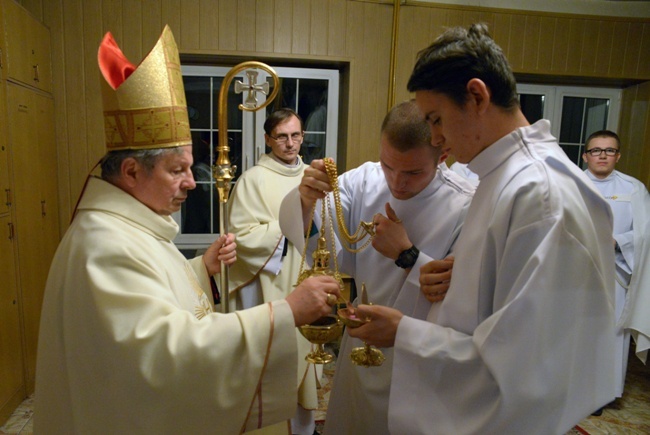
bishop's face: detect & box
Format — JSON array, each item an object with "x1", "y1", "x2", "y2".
[
  {"x1": 415, "y1": 90, "x2": 481, "y2": 164},
  {"x1": 134, "y1": 145, "x2": 196, "y2": 215},
  {"x1": 379, "y1": 134, "x2": 438, "y2": 201}
]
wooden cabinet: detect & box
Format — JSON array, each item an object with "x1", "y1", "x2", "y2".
[
  {"x1": 1, "y1": 0, "x2": 52, "y2": 93},
  {"x1": 0, "y1": 0, "x2": 58, "y2": 409},
  {"x1": 0, "y1": 1, "x2": 23, "y2": 422},
  {"x1": 6, "y1": 82, "x2": 59, "y2": 393},
  {"x1": 0, "y1": 214, "x2": 24, "y2": 425}
]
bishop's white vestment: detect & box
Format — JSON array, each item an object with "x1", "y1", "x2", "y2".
[
  {"x1": 228, "y1": 154, "x2": 320, "y2": 426},
  {"x1": 35, "y1": 177, "x2": 300, "y2": 434},
  {"x1": 280, "y1": 163, "x2": 474, "y2": 434},
  {"x1": 389, "y1": 120, "x2": 616, "y2": 434},
  {"x1": 586, "y1": 169, "x2": 650, "y2": 370}
]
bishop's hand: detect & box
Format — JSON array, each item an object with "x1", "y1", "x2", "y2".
[
  {"x1": 286, "y1": 275, "x2": 341, "y2": 327},
  {"x1": 203, "y1": 233, "x2": 237, "y2": 276}
]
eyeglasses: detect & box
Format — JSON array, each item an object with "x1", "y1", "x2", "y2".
[
  {"x1": 584, "y1": 147, "x2": 619, "y2": 157},
  {"x1": 269, "y1": 132, "x2": 303, "y2": 144}
]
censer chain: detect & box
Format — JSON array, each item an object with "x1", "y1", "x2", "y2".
[{"x1": 323, "y1": 157, "x2": 375, "y2": 250}]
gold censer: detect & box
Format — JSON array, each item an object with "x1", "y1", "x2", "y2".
[{"x1": 297, "y1": 158, "x2": 384, "y2": 367}]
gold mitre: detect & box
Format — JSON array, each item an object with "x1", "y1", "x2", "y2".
[{"x1": 98, "y1": 25, "x2": 190, "y2": 151}]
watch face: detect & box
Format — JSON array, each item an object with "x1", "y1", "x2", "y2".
[{"x1": 396, "y1": 246, "x2": 419, "y2": 269}]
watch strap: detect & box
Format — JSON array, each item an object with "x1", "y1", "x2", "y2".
[{"x1": 395, "y1": 245, "x2": 419, "y2": 269}]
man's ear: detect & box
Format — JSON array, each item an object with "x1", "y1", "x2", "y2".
[
  {"x1": 466, "y1": 78, "x2": 490, "y2": 115},
  {"x1": 120, "y1": 157, "x2": 140, "y2": 188}
]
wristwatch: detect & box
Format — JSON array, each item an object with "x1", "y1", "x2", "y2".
[{"x1": 395, "y1": 245, "x2": 419, "y2": 269}]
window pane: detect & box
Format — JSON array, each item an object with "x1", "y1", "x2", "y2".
[
  {"x1": 519, "y1": 94, "x2": 544, "y2": 124},
  {"x1": 267, "y1": 77, "x2": 298, "y2": 114},
  {"x1": 184, "y1": 76, "x2": 211, "y2": 130},
  {"x1": 184, "y1": 131, "x2": 215, "y2": 234},
  {"x1": 560, "y1": 144, "x2": 582, "y2": 166},
  {"x1": 213, "y1": 78, "x2": 243, "y2": 128},
  {"x1": 560, "y1": 97, "x2": 585, "y2": 144},
  {"x1": 301, "y1": 79, "x2": 328, "y2": 163},
  {"x1": 583, "y1": 98, "x2": 609, "y2": 139}
]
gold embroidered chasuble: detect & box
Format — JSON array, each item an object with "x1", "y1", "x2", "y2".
[{"x1": 34, "y1": 177, "x2": 299, "y2": 434}]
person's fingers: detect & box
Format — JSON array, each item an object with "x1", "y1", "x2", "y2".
[{"x1": 385, "y1": 203, "x2": 402, "y2": 223}]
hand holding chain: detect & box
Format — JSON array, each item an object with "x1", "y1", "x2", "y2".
[{"x1": 323, "y1": 157, "x2": 376, "y2": 253}]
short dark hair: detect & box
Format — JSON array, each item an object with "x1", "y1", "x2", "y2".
[
  {"x1": 381, "y1": 100, "x2": 432, "y2": 153},
  {"x1": 100, "y1": 147, "x2": 183, "y2": 182},
  {"x1": 407, "y1": 23, "x2": 519, "y2": 111},
  {"x1": 264, "y1": 108, "x2": 304, "y2": 135},
  {"x1": 585, "y1": 130, "x2": 621, "y2": 150}
]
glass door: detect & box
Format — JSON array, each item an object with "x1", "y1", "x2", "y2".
[
  {"x1": 554, "y1": 87, "x2": 620, "y2": 168},
  {"x1": 516, "y1": 84, "x2": 621, "y2": 167}
]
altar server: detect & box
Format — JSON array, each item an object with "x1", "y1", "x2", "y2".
[
  {"x1": 280, "y1": 100, "x2": 475, "y2": 434},
  {"x1": 582, "y1": 130, "x2": 650, "y2": 400},
  {"x1": 348, "y1": 23, "x2": 616, "y2": 434}
]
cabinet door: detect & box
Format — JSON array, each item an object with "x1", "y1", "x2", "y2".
[
  {"x1": 6, "y1": 82, "x2": 58, "y2": 391},
  {"x1": 0, "y1": 0, "x2": 6, "y2": 81},
  {"x1": 0, "y1": 214, "x2": 24, "y2": 423},
  {"x1": 1, "y1": 0, "x2": 52, "y2": 93},
  {"x1": 2, "y1": 0, "x2": 31, "y2": 87},
  {"x1": 30, "y1": 20, "x2": 52, "y2": 93},
  {"x1": 0, "y1": 79, "x2": 11, "y2": 215},
  {"x1": 34, "y1": 91, "x2": 58, "y2": 267}
]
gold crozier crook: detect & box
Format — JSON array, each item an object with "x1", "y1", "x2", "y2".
[{"x1": 213, "y1": 62, "x2": 280, "y2": 313}]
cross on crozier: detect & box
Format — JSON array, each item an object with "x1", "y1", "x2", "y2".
[{"x1": 235, "y1": 70, "x2": 270, "y2": 109}]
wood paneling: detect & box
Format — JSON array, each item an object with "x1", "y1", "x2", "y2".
[
  {"x1": 292, "y1": 0, "x2": 310, "y2": 54},
  {"x1": 619, "y1": 81, "x2": 650, "y2": 186},
  {"x1": 310, "y1": 0, "x2": 328, "y2": 56},
  {"x1": 161, "y1": 0, "x2": 181, "y2": 39},
  {"x1": 273, "y1": 0, "x2": 291, "y2": 53},
  {"x1": 594, "y1": 20, "x2": 614, "y2": 77},
  {"x1": 255, "y1": 0, "x2": 273, "y2": 53},
  {"x1": 179, "y1": 0, "x2": 199, "y2": 50},
  {"x1": 143, "y1": 0, "x2": 163, "y2": 50},
  {"x1": 328, "y1": 0, "x2": 346, "y2": 56},
  {"x1": 623, "y1": 22, "x2": 643, "y2": 78},
  {"x1": 13, "y1": 0, "x2": 646, "y2": 221}
]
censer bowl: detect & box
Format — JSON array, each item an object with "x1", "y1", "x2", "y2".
[
  {"x1": 337, "y1": 307, "x2": 385, "y2": 367},
  {"x1": 298, "y1": 314, "x2": 343, "y2": 364}
]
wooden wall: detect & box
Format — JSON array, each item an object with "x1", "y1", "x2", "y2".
[
  {"x1": 620, "y1": 81, "x2": 650, "y2": 187},
  {"x1": 11, "y1": 0, "x2": 650, "y2": 228}
]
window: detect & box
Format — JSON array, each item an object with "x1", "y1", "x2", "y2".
[
  {"x1": 174, "y1": 65, "x2": 339, "y2": 251},
  {"x1": 517, "y1": 84, "x2": 621, "y2": 168}
]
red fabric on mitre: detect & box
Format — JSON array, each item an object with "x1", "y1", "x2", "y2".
[{"x1": 98, "y1": 32, "x2": 136, "y2": 90}]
